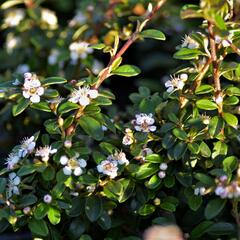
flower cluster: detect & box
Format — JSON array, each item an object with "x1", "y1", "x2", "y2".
[
  {"x1": 22, "y1": 72, "x2": 44, "y2": 103},
  {"x1": 97, "y1": 152, "x2": 129, "y2": 179},
  {"x1": 4, "y1": 9, "x2": 25, "y2": 27},
  {"x1": 131, "y1": 113, "x2": 156, "y2": 133},
  {"x1": 69, "y1": 41, "x2": 93, "y2": 64},
  {"x1": 165, "y1": 73, "x2": 188, "y2": 93},
  {"x1": 215, "y1": 175, "x2": 240, "y2": 199},
  {"x1": 60, "y1": 155, "x2": 87, "y2": 176},
  {"x1": 41, "y1": 9, "x2": 58, "y2": 29},
  {"x1": 69, "y1": 86, "x2": 98, "y2": 106},
  {"x1": 158, "y1": 163, "x2": 168, "y2": 179}
]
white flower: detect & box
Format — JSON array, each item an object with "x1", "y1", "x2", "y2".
[
  {"x1": 41, "y1": 9, "x2": 58, "y2": 28},
  {"x1": 158, "y1": 171, "x2": 166, "y2": 179},
  {"x1": 23, "y1": 207, "x2": 31, "y2": 215},
  {"x1": 159, "y1": 163, "x2": 168, "y2": 171},
  {"x1": 69, "y1": 10, "x2": 87, "y2": 26},
  {"x1": 194, "y1": 187, "x2": 205, "y2": 196},
  {"x1": 60, "y1": 155, "x2": 87, "y2": 176},
  {"x1": 48, "y1": 49, "x2": 60, "y2": 65},
  {"x1": 122, "y1": 128, "x2": 134, "y2": 145},
  {"x1": 69, "y1": 41, "x2": 93, "y2": 63},
  {"x1": 43, "y1": 194, "x2": 52, "y2": 204},
  {"x1": 35, "y1": 146, "x2": 57, "y2": 162},
  {"x1": 132, "y1": 113, "x2": 156, "y2": 133},
  {"x1": 201, "y1": 114, "x2": 211, "y2": 125},
  {"x1": 181, "y1": 34, "x2": 199, "y2": 49},
  {"x1": 18, "y1": 136, "x2": 36, "y2": 157},
  {"x1": 5, "y1": 34, "x2": 21, "y2": 53},
  {"x1": 5, "y1": 153, "x2": 20, "y2": 170},
  {"x1": 165, "y1": 74, "x2": 188, "y2": 93},
  {"x1": 92, "y1": 60, "x2": 104, "y2": 75},
  {"x1": 22, "y1": 73, "x2": 44, "y2": 103},
  {"x1": 4, "y1": 9, "x2": 25, "y2": 27},
  {"x1": 214, "y1": 95, "x2": 223, "y2": 105},
  {"x1": 112, "y1": 152, "x2": 129, "y2": 165},
  {"x1": 69, "y1": 86, "x2": 98, "y2": 106},
  {"x1": 97, "y1": 159, "x2": 118, "y2": 179},
  {"x1": 16, "y1": 64, "x2": 30, "y2": 75},
  {"x1": 7, "y1": 173, "x2": 21, "y2": 198}
]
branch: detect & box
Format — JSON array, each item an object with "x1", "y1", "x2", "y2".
[
  {"x1": 208, "y1": 22, "x2": 221, "y2": 93},
  {"x1": 93, "y1": 0, "x2": 166, "y2": 89}
]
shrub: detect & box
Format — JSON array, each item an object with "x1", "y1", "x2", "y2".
[{"x1": 0, "y1": 0, "x2": 240, "y2": 239}]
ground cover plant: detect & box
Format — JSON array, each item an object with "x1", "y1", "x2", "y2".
[{"x1": 0, "y1": 0, "x2": 240, "y2": 239}]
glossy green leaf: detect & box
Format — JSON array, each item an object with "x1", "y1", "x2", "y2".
[
  {"x1": 196, "y1": 99, "x2": 218, "y2": 110},
  {"x1": 112, "y1": 65, "x2": 141, "y2": 77},
  {"x1": 47, "y1": 207, "x2": 61, "y2": 225},
  {"x1": 42, "y1": 77, "x2": 67, "y2": 86},
  {"x1": 174, "y1": 48, "x2": 201, "y2": 60},
  {"x1": 138, "y1": 204, "x2": 156, "y2": 216},
  {"x1": 204, "y1": 198, "x2": 226, "y2": 220},
  {"x1": 223, "y1": 112, "x2": 238, "y2": 127},
  {"x1": 85, "y1": 196, "x2": 103, "y2": 222},
  {"x1": 12, "y1": 97, "x2": 30, "y2": 116},
  {"x1": 58, "y1": 102, "x2": 79, "y2": 114},
  {"x1": 140, "y1": 29, "x2": 166, "y2": 41},
  {"x1": 195, "y1": 84, "x2": 214, "y2": 94},
  {"x1": 31, "y1": 101, "x2": 51, "y2": 112},
  {"x1": 28, "y1": 219, "x2": 49, "y2": 237}
]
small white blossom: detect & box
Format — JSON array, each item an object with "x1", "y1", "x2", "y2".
[
  {"x1": 23, "y1": 207, "x2": 31, "y2": 215},
  {"x1": 122, "y1": 128, "x2": 134, "y2": 145},
  {"x1": 97, "y1": 159, "x2": 118, "y2": 179},
  {"x1": 18, "y1": 136, "x2": 36, "y2": 157},
  {"x1": 69, "y1": 86, "x2": 98, "y2": 106},
  {"x1": 7, "y1": 173, "x2": 21, "y2": 198},
  {"x1": 132, "y1": 113, "x2": 156, "y2": 133},
  {"x1": 201, "y1": 114, "x2": 211, "y2": 125},
  {"x1": 5, "y1": 153, "x2": 20, "y2": 170},
  {"x1": 41, "y1": 9, "x2": 58, "y2": 29},
  {"x1": 35, "y1": 146, "x2": 57, "y2": 162},
  {"x1": 159, "y1": 163, "x2": 168, "y2": 171},
  {"x1": 4, "y1": 9, "x2": 25, "y2": 27},
  {"x1": 181, "y1": 34, "x2": 200, "y2": 49},
  {"x1": 214, "y1": 95, "x2": 223, "y2": 105},
  {"x1": 86, "y1": 185, "x2": 96, "y2": 193},
  {"x1": 158, "y1": 171, "x2": 166, "y2": 179},
  {"x1": 194, "y1": 187, "x2": 205, "y2": 196},
  {"x1": 48, "y1": 49, "x2": 60, "y2": 65},
  {"x1": 22, "y1": 73, "x2": 44, "y2": 103},
  {"x1": 69, "y1": 41, "x2": 93, "y2": 64},
  {"x1": 60, "y1": 155, "x2": 87, "y2": 176},
  {"x1": 165, "y1": 74, "x2": 188, "y2": 93},
  {"x1": 92, "y1": 60, "x2": 104, "y2": 75},
  {"x1": 43, "y1": 194, "x2": 52, "y2": 204}
]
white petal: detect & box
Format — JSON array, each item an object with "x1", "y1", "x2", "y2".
[
  {"x1": 9, "y1": 172, "x2": 16, "y2": 180},
  {"x1": 149, "y1": 126, "x2": 156, "y2": 132},
  {"x1": 13, "y1": 186, "x2": 20, "y2": 195},
  {"x1": 30, "y1": 94, "x2": 40, "y2": 103},
  {"x1": 37, "y1": 87, "x2": 44, "y2": 96},
  {"x1": 63, "y1": 166, "x2": 72, "y2": 175},
  {"x1": 97, "y1": 165, "x2": 103, "y2": 173},
  {"x1": 50, "y1": 148, "x2": 57, "y2": 154},
  {"x1": 73, "y1": 167, "x2": 83, "y2": 176},
  {"x1": 78, "y1": 159, "x2": 87, "y2": 168},
  {"x1": 28, "y1": 142, "x2": 36, "y2": 151},
  {"x1": 13, "y1": 176, "x2": 20, "y2": 185},
  {"x1": 22, "y1": 91, "x2": 30, "y2": 98},
  {"x1": 60, "y1": 155, "x2": 68, "y2": 165},
  {"x1": 79, "y1": 96, "x2": 90, "y2": 106},
  {"x1": 88, "y1": 89, "x2": 98, "y2": 99}
]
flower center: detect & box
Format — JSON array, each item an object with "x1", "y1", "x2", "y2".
[
  {"x1": 104, "y1": 163, "x2": 113, "y2": 171},
  {"x1": 30, "y1": 87, "x2": 37, "y2": 94},
  {"x1": 68, "y1": 159, "x2": 78, "y2": 168}
]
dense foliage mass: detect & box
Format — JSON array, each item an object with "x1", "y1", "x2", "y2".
[{"x1": 0, "y1": 0, "x2": 240, "y2": 239}]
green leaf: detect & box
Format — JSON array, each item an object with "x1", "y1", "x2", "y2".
[
  {"x1": 42, "y1": 77, "x2": 67, "y2": 86},
  {"x1": 18, "y1": 194, "x2": 38, "y2": 208},
  {"x1": 118, "y1": 179, "x2": 135, "y2": 203},
  {"x1": 180, "y1": 4, "x2": 203, "y2": 19},
  {"x1": 17, "y1": 165, "x2": 37, "y2": 176},
  {"x1": 146, "y1": 175, "x2": 161, "y2": 189},
  {"x1": 162, "y1": 133, "x2": 176, "y2": 149},
  {"x1": 28, "y1": 219, "x2": 49, "y2": 237},
  {"x1": 47, "y1": 207, "x2": 61, "y2": 225},
  {"x1": 196, "y1": 99, "x2": 218, "y2": 110},
  {"x1": 188, "y1": 195, "x2": 202, "y2": 211},
  {"x1": 112, "y1": 65, "x2": 141, "y2": 77},
  {"x1": 135, "y1": 163, "x2": 159, "y2": 179},
  {"x1": 173, "y1": 48, "x2": 201, "y2": 60},
  {"x1": 69, "y1": 219, "x2": 86, "y2": 239},
  {"x1": 209, "y1": 116, "x2": 224, "y2": 137},
  {"x1": 85, "y1": 196, "x2": 103, "y2": 222},
  {"x1": 31, "y1": 101, "x2": 51, "y2": 112},
  {"x1": 173, "y1": 142, "x2": 187, "y2": 160},
  {"x1": 0, "y1": 178, "x2": 7, "y2": 194},
  {"x1": 140, "y1": 29, "x2": 166, "y2": 41},
  {"x1": 223, "y1": 156, "x2": 237, "y2": 173},
  {"x1": 42, "y1": 166, "x2": 55, "y2": 181},
  {"x1": 194, "y1": 173, "x2": 214, "y2": 186},
  {"x1": 138, "y1": 204, "x2": 156, "y2": 216},
  {"x1": 226, "y1": 86, "x2": 240, "y2": 96},
  {"x1": 90, "y1": 43, "x2": 106, "y2": 49},
  {"x1": 195, "y1": 84, "x2": 214, "y2": 94},
  {"x1": 199, "y1": 141, "x2": 211, "y2": 157},
  {"x1": 98, "y1": 211, "x2": 112, "y2": 230},
  {"x1": 176, "y1": 172, "x2": 192, "y2": 187},
  {"x1": 58, "y1": 102, "x2": 79, "y2": 114},
  {"x1": 34, "y1": 203, "x2": 49, "y2": 220},
  {"x1": 214, "y1": 14, "x2": 226, "y2": 30},
  {"x1": 223, "y1": 112, "x2": 238, "y2": 127},
  {"x1": 1, "y1": 0, "x2": 24, "y2": 9},
  {"x1": 12, "y1": 97, "x2": 30, "y2": 116},
  {"x1": 191, "y1": 221, "x2": 214, "y2": 238},
  {"x1": 172, "y1": 128, "x2": 187, "y2": 140},
  {"x1": 207, "y1": 222, "x2": 235, "y2": 235},
  {"x1": 223, "y1": 96, "x2": 239, "y2": 105},
  {"x1": 212, "y1": 141, "x2": 228, "y2": 159},
  {"x1": 145, "y1": 154, "x2": 162, "y2": 163},
  {"x1": 79, "y1": 115, "x2": 104, "y2": 141},
  {"x1": 204, "y1": 199, "x2": 226, "y2": 220}
]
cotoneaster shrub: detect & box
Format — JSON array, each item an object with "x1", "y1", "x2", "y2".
[{"x1": 0, "y1": 0, "x2": 240, "y2": 239}]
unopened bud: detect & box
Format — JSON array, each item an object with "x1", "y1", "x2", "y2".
[
  {"x1": 23, "y1": 207, "x2": 31, "y2": 215},
  {"x1": 64, "y1": 140, "x2": 72, "y2": 148},
  {"x1": 153, "y1": 198, "x2": 161, "y2": 205},
  {"x1": 58, "y1": 117, "x2": 64, "y2": 127},
  {"x1": 180, "y1": 73, "x2": 188, "y2": 81}
]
